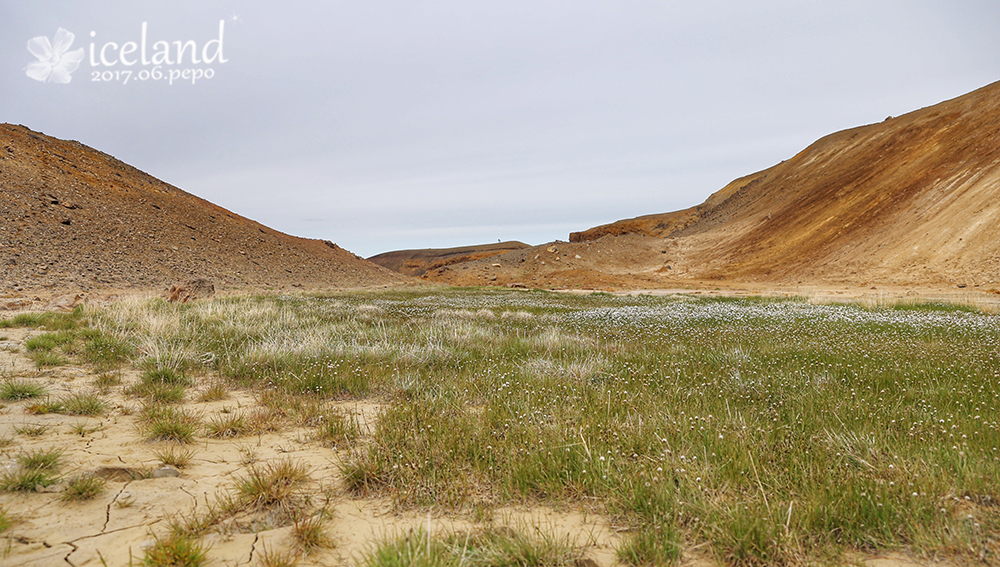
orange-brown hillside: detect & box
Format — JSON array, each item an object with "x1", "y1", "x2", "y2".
[
  {"x1": 0, "y1": 124, "x2": 407, "y2": 295},
  {"x1": 427, "y1": 80, "x2": 1000, "y2": 290},
  {"x1": 368, "y1": 241, "x2": 530, "y2": 277}
]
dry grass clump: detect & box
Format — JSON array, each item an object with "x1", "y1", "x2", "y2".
[
  {"x1": 196, "y1": 379, "x2": 230, "y2": 402},
  {"x1": 291, "y1": 513, "x2": 334, "y2": 554},
  {"x1": 154, "y1": 445, "x2": 196, "y2": 469}
]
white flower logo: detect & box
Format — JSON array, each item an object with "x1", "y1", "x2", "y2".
[{"x1": 25, "y1": 28, "x2": 85, "y2": 84}]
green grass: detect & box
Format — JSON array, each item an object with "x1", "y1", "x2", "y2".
[
  {"x1": 315, "y1": 411, "x2": 361, "y2": 448},
  {"x1": 83, "y1": 334, "x2": 134, "y2": 367},
  {"x1": 142, "y1": 367, "x2": 194, "y2": 387},
  {"x1": 77, "y1": 289, "x2": 1000, "y2": 564},
  {"x1": 0, "y1": 379, "x2": 46, "y2": 401},
  {"x1": 128, "y1": 382, "x2": 186, "y2": 404},
  {"x1": 0, "y1": 508, "x2": 11, "y2": 533},
  {"x1": 0, "y1": 308, "x2": 84, "y2": 330},
  {"x1": 29, "y1": 350, "x2": 68, "y2": 367},
  {"x1": 60, "y1": 392, "x2": 108, "y2": 416},
  {"x1": 24, "y1": 331, "x2": 75, "y2": 352},
  {"x1": 617, "y1": 521, "x2": 682, "y2": 566}
]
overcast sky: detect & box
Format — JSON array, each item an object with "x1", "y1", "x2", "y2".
[{"x1": 2, "y1": 1, "x2": 998, "y2": 257}]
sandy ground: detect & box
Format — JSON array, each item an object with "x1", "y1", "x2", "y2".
[
  {"x1": 0, "y1": 317, "x2": 967, "y2": 566},
  {"x1": 0, "y1": 326, "x2": 622, "y2": 567}
]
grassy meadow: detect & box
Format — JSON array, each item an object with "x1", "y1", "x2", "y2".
[{"x1": 1, "y1": 288, "x2": 998, "y2": 566}]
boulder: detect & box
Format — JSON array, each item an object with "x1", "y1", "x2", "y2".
[
  {"x1": 45, "y1": 293, "x2": 84, "y2": 311},
  {"x1": 164, "y1": 278, "x2": 215, "y2": 303}
]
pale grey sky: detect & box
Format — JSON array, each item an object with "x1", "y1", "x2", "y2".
[{"x1": 2, "y1": 1, "x2": 998, "y2": 256}]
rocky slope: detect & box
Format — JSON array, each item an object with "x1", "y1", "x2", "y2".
[
  {"x1": 428, "y1": 80, "x2": 1000, "y2": 290},
  {"x1": 0, "y1": 124, "x2": 408, "y2": 297}
]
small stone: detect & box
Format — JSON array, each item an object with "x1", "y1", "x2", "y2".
[{"x1": 152, "y1": 465, "x2": 181, "y2": 478}]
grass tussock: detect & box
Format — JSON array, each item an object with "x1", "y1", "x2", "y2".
[
  {"x1": 232, "y1": 459, "x2": 311, "y2": 510},
  {"x1": 254, "y1": 543, "x2": 300, "y2": 567},
  {"x1": 0, "y1": 448, "x2": 63, "y2": 492},
  {"x1": 61, "y1": 474, "x2": 106, "y2": 501},
  {"x1": 0, "y1": 379, "x2": 46, "y2": 401},
  {"x1": 291, "y1": 514, "x2": 334, "y2": 554},
  {"x1": 139, "y1": 406, "x2": 202, "y2": 443},
  {"x1": 141, "y1": 533, "x2": 210, "y2": 567},
  {"x1": 154, "y1": 445, "x2": 196, "y2": 469}
]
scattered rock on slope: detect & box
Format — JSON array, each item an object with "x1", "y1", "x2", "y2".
[{"x1": 0, "y1": 124, "x2": 409, "y2": 295}]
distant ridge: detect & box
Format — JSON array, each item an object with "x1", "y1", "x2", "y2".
[
  {"x1": 0, "y1": 124, "x2": 407, "y2": 294},
  {"x1": 369, "y1": 241, "x2": 530, "y2": 277}
]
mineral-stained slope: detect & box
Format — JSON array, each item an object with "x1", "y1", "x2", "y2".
[{"x1": 432, "y1": 80, "x2": 1000, "y2": 289}]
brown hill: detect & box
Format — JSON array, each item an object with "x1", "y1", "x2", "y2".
[
  {"x1": 369, "y1": 241, "x2": 530, "y2": 276},
  {"x1": 428, "y1": 80, "x2": 1000, "y2": 290},
  {"x1": 0, "y1": 124, "x2": 407, "y2": 297}
]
